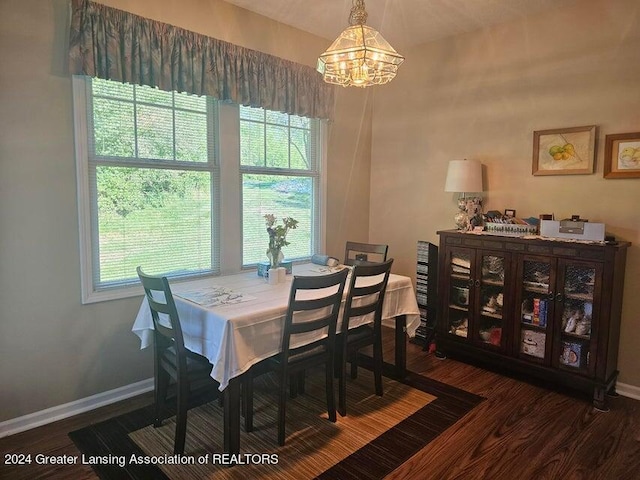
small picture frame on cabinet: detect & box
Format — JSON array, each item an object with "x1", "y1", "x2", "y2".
[{"x1": 504, "y1": 209, "x2": 516, "y2": 218}]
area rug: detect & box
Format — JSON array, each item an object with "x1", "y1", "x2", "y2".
[{"x1": 70, "y1": 369, "x2": 483, "y2": 480}]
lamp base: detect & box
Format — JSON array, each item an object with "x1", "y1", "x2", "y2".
[
  {"x1": 454, "y1": 211, "x2": 469, "y2": 230},
  {"x1": 454, "y1": 196, "x2": 483, "y2": 231}
]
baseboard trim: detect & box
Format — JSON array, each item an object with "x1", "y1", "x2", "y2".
[
  {"x1": 0, "y1": 378, "x2": 154, "y2": 438},
  {"x1": 616, "y1": 382, "x2": 640, "y2": 401},
  {"x1": 1, "y1": 377, "x2": 638, "y2": 438}
]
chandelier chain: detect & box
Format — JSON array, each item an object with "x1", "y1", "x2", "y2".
[{"x1": 348, "y1": 0, "x2": 368, "y2": 26}]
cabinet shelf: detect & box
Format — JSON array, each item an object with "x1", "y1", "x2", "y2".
[
  {"x1": 565, "y1": 293, "x2": 593, "y2": 302},
  {"x1": 482, "y1": 279, "x2": 504, "y2": 287},
  {"x1": 523, "y1": 286, "x2": 549, "y2": 295},
  {"x1": 448, "y1": 304, "x2": 468, "y2": 312},
  {"x1": 561, "y1": 331, "x2": 590, "y2": 341},
  {"x1": 481, "y1": 311, "x2": 502, "y2": 320}
]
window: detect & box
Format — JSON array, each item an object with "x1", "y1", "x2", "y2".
[
  {"x1": 239, "y1": 106, "x2": 320, "y2": 266},
  {"x1": 73, "y1": 77, "x2": 325, "y2": 303}
]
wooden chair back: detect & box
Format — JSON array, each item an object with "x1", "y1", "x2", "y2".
[
  {"x1": 137, "y1": 267, "x2": 188, "y2": 374},
  {"x1": 342, "y1": 258, "x2": 394, "y2": 333},
  {"x1": 281, "y1": 269, "x2": 349, "y2": 363},
  {"x1": 344, "y1": 241, "x2": 389, "y2": 266}
]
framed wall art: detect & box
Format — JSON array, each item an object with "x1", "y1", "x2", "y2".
[
  {"x1": 532, "y1": 125, "x2": 597, "y2": 175},
  {"x1": 603, "y1": 132, "x2": 640, "y2": 179}
]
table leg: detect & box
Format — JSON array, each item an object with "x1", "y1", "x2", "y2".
[
  {"x1": 223, "y1": 376, "x2": 241, "y2": 454},
  {"x1": 395, "y1": 315, "x2": 407, "y2": 379}
]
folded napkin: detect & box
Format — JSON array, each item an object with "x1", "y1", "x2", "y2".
[{"x1": 311, "y1": 254, "x2": 339, "y2": 267}]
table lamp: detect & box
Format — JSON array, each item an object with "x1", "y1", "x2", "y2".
[{"x1": 444, "y1": 159, "x2": 483, "y2": 230}]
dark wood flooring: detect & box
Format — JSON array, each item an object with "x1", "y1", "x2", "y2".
[{"x1": 2, "y1": 328, "x2": 640, "y2": 479}]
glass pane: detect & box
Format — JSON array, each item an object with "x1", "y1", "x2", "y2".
[
  {"x1": 560, "y1": 263, "x2": 592, "y2": 370},
  {"x1": 93, "y1": 98, "x2": 135, "y2": 157},
  {"x1": 239, "y1": 105, "x2": 264, "y2": 121},
  {"x1": 240, "y1": 120, "x2": 265, "y2": 166},
  {"x1": 520, "y1": 329, "x2": 546, "y2": 358},
  {"x1": 242, "y1": 174, "x2": 312, "y2": 265},
  {"x1": 175, "y1": 110, "x2": 208, "y2": 162},
  {"x1": 290, "y1": 128, "x2": 310, "y2": 169},
  {"x1": 135, "y1": 85, "x2": 172, "y2": 106},
  {"x1": 481, "y1": 255, "x2": 505, "y2": 284},
  {"x1": 266, "y1": 110, "x2": 288, "y2": 125},
  {"x1": 96, "y1": 166, "x2": 212, "y2": 284},
  {"x1": 450, "y1": 252, "x2": 471, "y2": 279},
  {"x1": 137, "y1": 105, "x2": 174, "y2": 160},
  {"x1": 290, "y1": 114, "x2": 309, "y2": 129},
  {"x1": 522, "y1": 260, "x2": 551, "y2": 294},
  {"x1": 564, "y1": 265, "x2": 595, "y2": 299},
  {"x1": 265, "y1": 125, "x2": 289, "y2": 168},
  {"x1": 92, "y1": 78, "x2": 133, "y2": 100},
  {"x1": 448, "y1": 251, "x2": 471, "y2": 338},
  {"x1": 521, "y1": 260, "x2": 551, "y2": 330},
  {"x1": 174, "y1": 92, "x2": 207, "y2": 112}
]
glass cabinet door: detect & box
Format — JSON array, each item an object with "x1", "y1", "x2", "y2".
[
  {"x1": 517, "y1": 257, "x2": 555, "y2": 364},
  {"x1": 474, "y1": 253, "x2": 509, "y2": 350},
  {"x1": 554, "y1": 260, "x2": 601, "y2": 375},
  {"x1": 444, "y1": 248, "x2": 473, "y2": 340}
]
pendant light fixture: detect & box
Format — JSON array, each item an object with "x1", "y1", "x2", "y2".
[{"x1": 317, "y1": 0, "x2": 404, "y2": 87}]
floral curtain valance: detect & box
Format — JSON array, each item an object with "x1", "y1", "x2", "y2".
[{"x1": 68, "y1": 0, "x2": 334, "y2": 120}]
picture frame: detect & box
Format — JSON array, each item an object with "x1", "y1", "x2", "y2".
[
  {"x1": 504, "y1": 209, "x2": 516, "y2": 218},
  {"x1": 603, "y1": 132, "x2": 640, "y2": 179},
  {"x1": 532, "y1": 125, "x2": 596, "y2": 175}
]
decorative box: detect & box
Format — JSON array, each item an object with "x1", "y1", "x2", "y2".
[{"x1": 257, "y1": 260, "x2": 292, "y2": 277}]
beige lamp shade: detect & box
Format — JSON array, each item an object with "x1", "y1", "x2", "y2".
[{"x1": 444, "y1": 159, "x2": 483, "y2": 193}]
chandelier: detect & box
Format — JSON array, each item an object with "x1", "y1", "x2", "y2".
[{"x1": 317, "y1": 0, "x2": 404, "y2": 87}]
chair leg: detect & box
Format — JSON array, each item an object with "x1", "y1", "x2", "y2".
[
  {"x1": 350, "y1": 351, "x2": 358, "y2": 379},
  {"x1": 174, "y1": 380, "x2": 189, "y2": 455},
  {"x1": 374, "y1": 337, "x2": 384, "y2": 397},
  {"x1": 278, "y1": 372, "x2": 288, "y2": 446},
  {"x1": 338, "y1": 355, "x2": 347, "y2": 417},
  {"x1": 154, "y1": 368, "x2": 170, "y2": 427},
  {"x1": 289, "y1": 374, "x2": 298, "y2": 399},
  {"x1": 326, "y1": 358, "x2": 336, "y2": 423}
]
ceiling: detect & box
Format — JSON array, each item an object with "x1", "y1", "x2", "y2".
[{"x1": 223, "y1": 0, "x2": 581, "y2": 49}]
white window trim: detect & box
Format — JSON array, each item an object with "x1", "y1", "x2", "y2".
[
  {"x1": 73, "y1": 76, "x2": 327, "y2": 304},
  {"x1": 72, "y1": 76, "x2": 142, "y2": 303}
]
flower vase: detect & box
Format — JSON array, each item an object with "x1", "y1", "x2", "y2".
[
  {"x1": 267, "y1": 248, "x2": 284, "y2": 269},
  {"x1": 267, "y1": 268, "x2": 279, "y2": 285}
]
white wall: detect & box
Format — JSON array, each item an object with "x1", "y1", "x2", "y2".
[
  {"x1": 370, "y1": 0, "x2": 640, "y2": 386},
  {"x1": 0, "y1": 0, "x2": 371, "y2": 422}
]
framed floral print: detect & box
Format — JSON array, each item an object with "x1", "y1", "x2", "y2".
[{"x1": 604, "y1": 132, "x2": 640, "y2": 179}]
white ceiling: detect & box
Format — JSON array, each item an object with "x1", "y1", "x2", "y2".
[{"x1": 223, "y1": 0, "x2": 581, "y2": 49}]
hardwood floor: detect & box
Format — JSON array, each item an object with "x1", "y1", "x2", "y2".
[{"x1": 2, "y1": 328, "x2": 640, "y2": 479}]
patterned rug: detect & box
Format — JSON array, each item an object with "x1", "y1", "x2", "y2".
[{"x1": 70, "y1": 368, "x2": 483, "y2": 479}]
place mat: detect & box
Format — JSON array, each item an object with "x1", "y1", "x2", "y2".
[{"x1": 175, "y1": 286, "x2": 256, "y2": 307}]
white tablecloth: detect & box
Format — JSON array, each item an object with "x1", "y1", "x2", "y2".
[{"x1": 132, "y1": 263, "x2": 420, "y2": 390}]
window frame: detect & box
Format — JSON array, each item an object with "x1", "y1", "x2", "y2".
[
  {"x1": 238, "y1": 105, "x2": 323, "y2": 267},
  {"x1": 73, "y1": 76, "x2": 327, "y2": 304}
]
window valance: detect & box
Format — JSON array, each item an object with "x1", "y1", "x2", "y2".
[{"x1": 68, "y1": 0, "x2": 334, "y2": 120}]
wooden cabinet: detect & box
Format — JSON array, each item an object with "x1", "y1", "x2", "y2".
[{"x1": 436, "y1": 230, "x2": 629, "y2": 410}]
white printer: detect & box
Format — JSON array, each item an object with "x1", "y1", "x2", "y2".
[{"x1": 539, "y1": 216, "x2": 605, "y2": 242}]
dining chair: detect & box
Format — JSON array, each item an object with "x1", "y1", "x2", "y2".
[
  {"x1": 244, "y1": 268, "x2": 348, "y2": 446},
  {"x1": 137, "y1": 267, "x2": 220, "y2": 455},
  {"x1": 344, "y1": 241, "x2": 389, "y2": 266},
  {"x1": 338, "y1": 258, "x2": 394, "y2": 416}
]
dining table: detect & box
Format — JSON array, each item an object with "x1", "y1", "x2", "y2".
[{"x1": 132, "y1": 262, "x2": 421, "y2": 454}]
